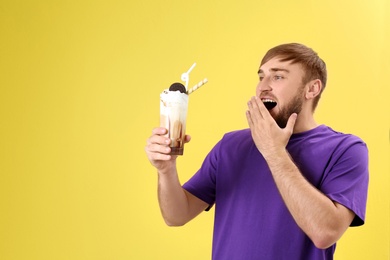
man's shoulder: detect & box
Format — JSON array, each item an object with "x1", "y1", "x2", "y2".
[
  {"x1": 223, "y1": 128, "x2": 251, "y2": 138},
  {"x1": 296, "y1": 125, "x2": 366, "y2": 144},
  {"x1": 289, "y1": 125, "x2": 368, "y2": 159},
  {"x1": 318, "y1": 125, "x2": 367, "y2": 146},
  {"x1": 221, "y1": 128, "x2": 253, "y2": 145}
]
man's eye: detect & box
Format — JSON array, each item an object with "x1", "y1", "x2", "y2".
[
  {"x1": 259, "y1": 77, "x2": 264, "y2": 81},
  {"x1": 274, "y1": 75, "x2": 283, "y2": 80}
]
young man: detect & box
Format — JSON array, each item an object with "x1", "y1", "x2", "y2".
[{"x1": 145, "y1": 43, "x2": 369, "y2": 259}]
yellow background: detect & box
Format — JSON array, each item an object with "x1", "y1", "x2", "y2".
[{"x1": 0, "y1": 0, "x2": 389, "y2": 259}]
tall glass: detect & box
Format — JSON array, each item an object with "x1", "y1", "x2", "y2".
[{"x1": 160, "y1": 90, "x2": 189, "y2": 155}]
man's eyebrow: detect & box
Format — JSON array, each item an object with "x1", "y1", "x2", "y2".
[
  {"x1": 258, "y1": 68, "x2": 290, "y2": 74},
  {"x1": 271, "y1": 68, "x2": 290, "y2": 73}
]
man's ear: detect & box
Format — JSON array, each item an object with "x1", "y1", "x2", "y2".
[{"x1": 305, "y1": 79, "x2": 322, "y2": 100}]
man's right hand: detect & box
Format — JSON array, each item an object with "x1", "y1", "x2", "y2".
[{"x1": 145, "y1": 127, "x2": 191, "y2": 174}]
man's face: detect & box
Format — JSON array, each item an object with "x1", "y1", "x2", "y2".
[{"x1": 256, "y1": 57, "x2": 306, "y2": 128}]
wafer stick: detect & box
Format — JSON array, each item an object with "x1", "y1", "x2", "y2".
[{"x1": 187, "y1": 78, "x2": 208, "y2": 94}]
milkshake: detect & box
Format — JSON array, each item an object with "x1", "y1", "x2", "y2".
[{"x1": 160, "y1": 83, "x2": 189, "y2": 155}]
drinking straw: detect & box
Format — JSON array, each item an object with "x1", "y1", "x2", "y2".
[{"x1": 187, "y1": 78, "x2": 208, "y2": 94}]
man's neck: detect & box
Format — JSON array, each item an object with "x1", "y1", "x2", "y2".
[{"x1": 293, "y1": 113, "x2": 318, "y2": 134}]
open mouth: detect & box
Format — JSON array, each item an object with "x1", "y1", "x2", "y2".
[{"x1": 262, "y1": 99, "x2": 277, "y2": 110}]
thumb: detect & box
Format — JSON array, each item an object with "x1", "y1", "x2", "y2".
[
  {"x1": 285, "y1": 113, "x2": 297, "y2": 133},
  {"x1": 184, "y1": 134, "x2": 191, "y2": 144}
]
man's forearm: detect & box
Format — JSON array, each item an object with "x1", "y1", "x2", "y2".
[
  {"x1": 264, "y1": 149, "x2": 353, "y2": 249},
  {"x1": 157, "y1": 169, "x2": 190, "y2": 226}
]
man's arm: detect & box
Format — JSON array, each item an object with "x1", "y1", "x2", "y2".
[
  {"x1": 264, "y1": 149, "x2": 355, "y2": 249},
  {"x1": 146, "y1": 127, "x2": 208, "y2": 226},
  {"x1": 157, "y1": 169, "x2": 209, "y2": 226},
  {"x1": 246, "y1": 97, "x2": 355, "y2": 249}
]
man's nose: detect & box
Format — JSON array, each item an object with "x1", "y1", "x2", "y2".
[{"x1": 257, "y1": 78, "x2": 272, "y2": 92}]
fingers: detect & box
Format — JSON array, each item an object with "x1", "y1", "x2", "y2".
[
  {"x1": 148, "y1": 128, "x2": 191, "y2": 146},
  {"x1": 247, "y1": 96, "x2": 270, "y2": 124},
  {"x1": 146, "y1": 128, "x2": 170, "y2": 159},
  {"x1": 146, "y1": 128, "x2": 191, "y2": 163},
  {"x1": 246, "y1": 97, "x2": 258, "y2": 129},
  {"x1": 147, "y1": 141, "x2": 171, "y2": 154},
  {"x1": 246, "y1": 109, "x2": 254, "y2": 129},
  {"x1": 152, "y1": 127, "x2": 168, "y2": 135},
  {"x1": 147, "y1": 131, "x2": 169, "y2": 146},
  {"x1": 247, "y1": 97, "x2": 260, "y2": 122}
]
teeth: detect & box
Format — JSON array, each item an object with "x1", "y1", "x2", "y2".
[{"x1": 262, "y1": 99, "x2": 276, "y2": 103}]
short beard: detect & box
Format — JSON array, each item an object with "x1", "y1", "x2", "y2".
[{"x1": 274, "y1": 87, "x2": 304, "y2": 128}]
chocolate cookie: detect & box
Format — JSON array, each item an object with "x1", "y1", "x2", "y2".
[{"x1": 169, "y1": 82, "x2": 187, "y2": 94}]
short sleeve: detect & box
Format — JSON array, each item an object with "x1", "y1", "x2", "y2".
[
  {"x1": 321, "y1": 140, "x2": 369, "y2": 226},
  {"x1": 182, "y1": 140, "x2": 220, "y2": 207}
]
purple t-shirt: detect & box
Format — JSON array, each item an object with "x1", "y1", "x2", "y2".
[{"x1": 183, "y1": 125, "x2": 369, "y2": 260}]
